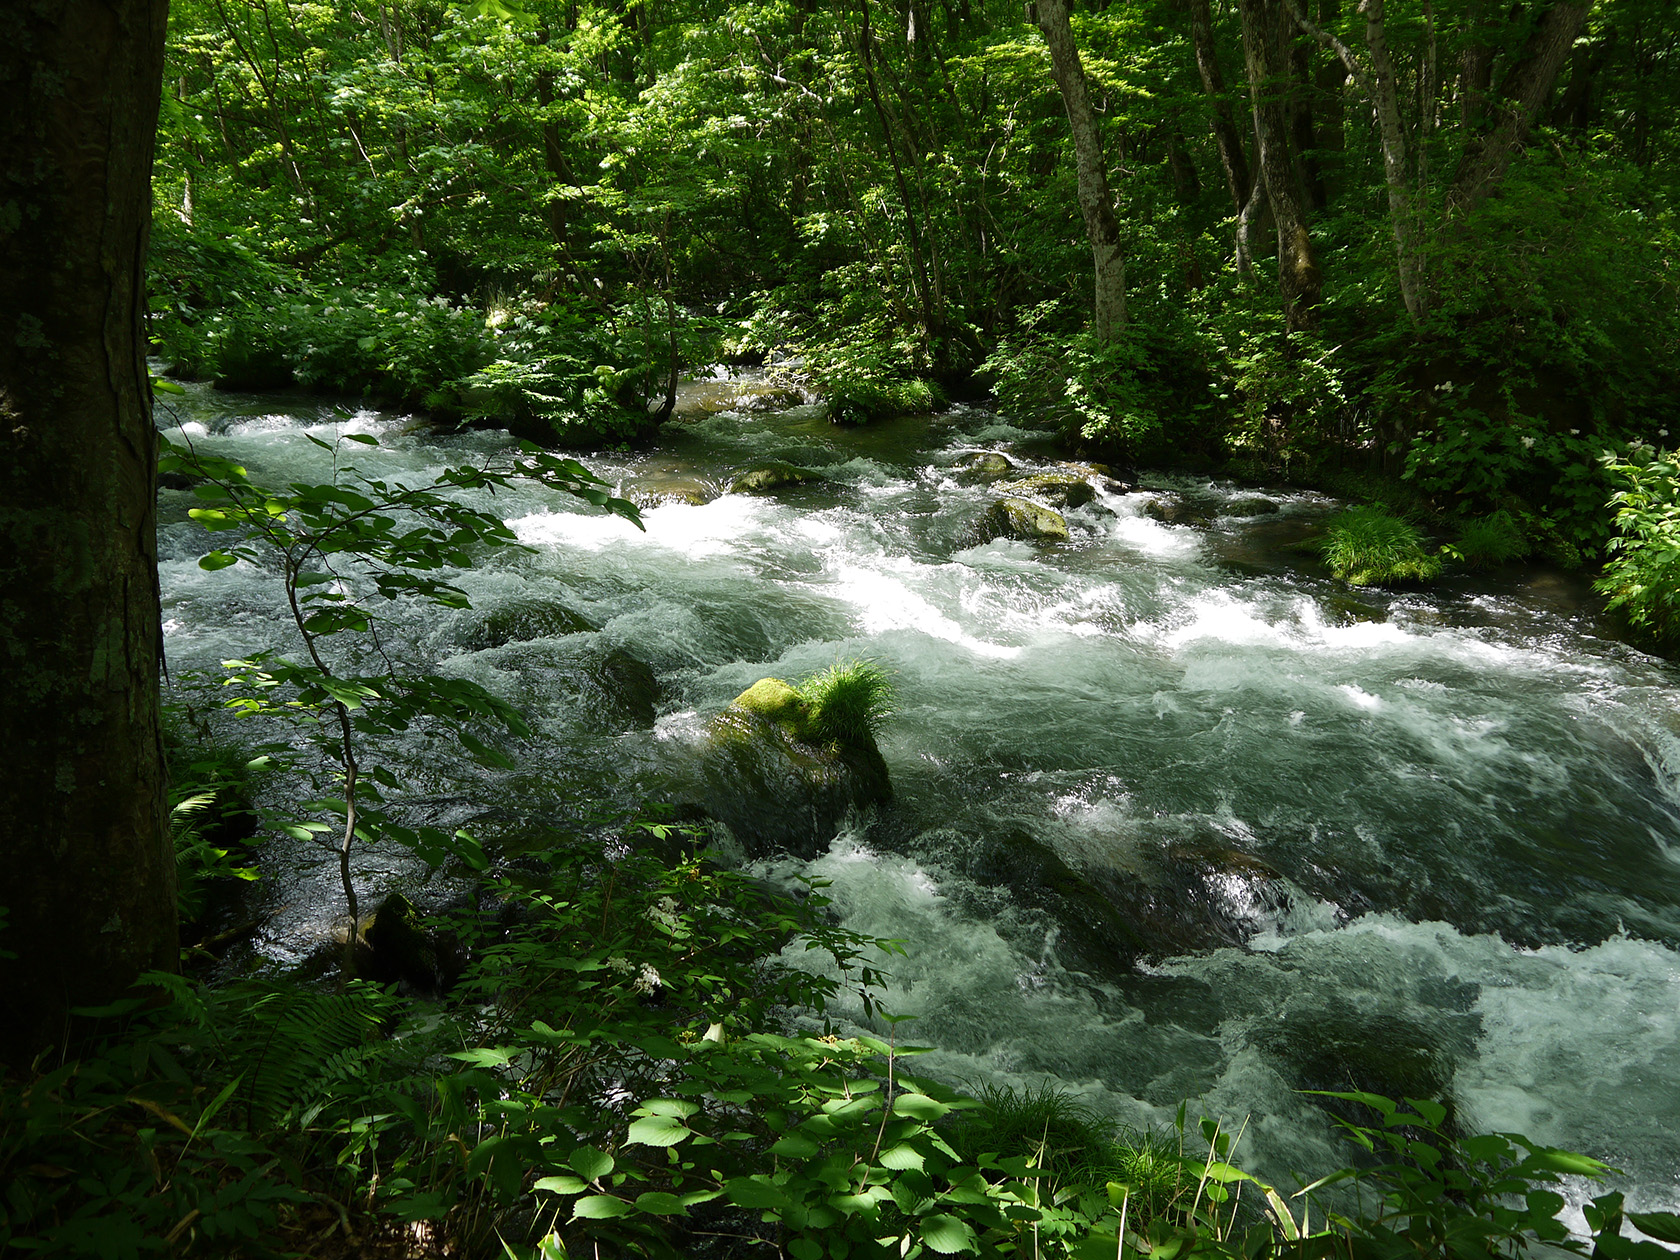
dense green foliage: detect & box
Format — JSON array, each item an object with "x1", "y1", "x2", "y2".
[
  {"x1": 1319, "y1": 507, "x2": 1442, "y2": 587},
  {"x1": 148, "y1": 0, "x2": 1680, "y2": 556},
  {"x1": 1597, "y1": 446, "x2": 1680, "y2": 648},
  {"x1": 796, "y1": 660, "x2": 897, "y2": 748}
]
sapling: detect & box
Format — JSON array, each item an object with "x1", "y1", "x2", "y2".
[{"x1": 165, "y1": 431, "x2": 642, "y2": 971}]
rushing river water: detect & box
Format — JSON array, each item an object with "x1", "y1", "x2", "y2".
[{"x1": 155, "y1": 379, "x2": 1680, "y2": 1213}]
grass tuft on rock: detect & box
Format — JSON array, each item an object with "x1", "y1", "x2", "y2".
[
  {"x1": 1321, "y1": 506, "x2": 1442, "y2": 586},
  {"x1": 796, "y1": 659, "x2": 895, "y2": 747}
]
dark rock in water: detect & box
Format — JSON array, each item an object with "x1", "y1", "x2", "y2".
[
  {"x1": 953, "y1": 451, "x2": 1016, "y2": 481},
  {"x1": 477, "y1": 599, "x2": 598, "y2": 648},
  {"x1": 997, "y1": 473, "x2": 1096, "y2": 510},
  {"x1": 1247, "y1": 1008, "x2": 1474, "y2": 1134},
  {"x1": 950, "y1": 829, "x2": 1147, "y2": 978},
  {"x1": 628, "y1": 474, "x2": 718, "y2": 507},
  {"x1": 360, "y1": 893, "x2": 461, "y2": 995},
  {"x1": 697, "y1": 679, "x2": 892, "y2": 859},
  {"x1": 158, "y1": 469, "x2": 203, "y2": 492},
  {"x1": 728, "y1": 462, "x2": 820, "y2": 494},
  {"x1": 1143, "y1": 497, "x2": 1217, "y2": 527},
  {"x1": 1083, "y1": 840, "x2": 1294, "y2": 960},
  {"x1": 588, "y1": 648, "x2": 661, "y2": 726},
  {"x1": 972, "y1": 497, "x2": 1069, "y2": 544},
  {"x1": 1223, "y1": 497, "x2": 1281, "y2": 518}
]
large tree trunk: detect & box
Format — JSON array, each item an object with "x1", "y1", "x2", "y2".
[
  {"x1": 1239, "y1": 0, "x2": 1323, "y2": 330},
  {"x1": 1033, "y1": 0, "x2": 1127, "y2": 342},
  {"x1": 1185, "y1": 0, "x2": 1254, "y2": 216},
  {"x1": 0, "y1": 0, "x2": 176, "y2": 1062},
  {"x1": 1360, "y1": 0, "x2": 1429, "y2": 325},
  {"x1": 1449, "y1": 0, "x2": 1594, "y2": 212}
]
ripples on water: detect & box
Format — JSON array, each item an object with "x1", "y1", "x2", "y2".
[{"x1": 156, "y1": 383, "x2": 1680, "y2": 1210}]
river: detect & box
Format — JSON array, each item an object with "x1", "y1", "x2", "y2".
[{"x1": 154, "y1": 378, "x2": 1680, "y2": 1213}]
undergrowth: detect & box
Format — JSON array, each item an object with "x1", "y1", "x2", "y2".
[{"x1": 1319, "y1": 506, "x2": 1443, "y2": 587}]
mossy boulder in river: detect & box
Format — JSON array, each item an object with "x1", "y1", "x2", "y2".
[
  {"x1": 728, "y1": 462, "x2": 820, "y2": 494},
  {"x1": 360, "y1": 892, "x2": 457, "y2": 995},
  {"x1": 973, "y1": 497, "x2": 1069, "y2": 544},
  {"x1": 996, "y1": 473, "x2": 1096, "y2": 511},
  {"x1": 699, "y1": 677, "x2": 893, "y2": 859},
  {"x1": 953, "y1": 451, "x2": 1016, "y2": 481}
]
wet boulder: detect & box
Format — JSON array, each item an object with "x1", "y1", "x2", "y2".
[
  {"x1": 729, "y1": 462, "x2": 820, "y2": 494},
  {"x1": 998, "y1": 473, "x2": 1097, "y2": 511},
  {"x1": 973, "y1": 497, "x2": 1069, "y2": 544},
  {"x1": 359, "y1": 892, "x2": 462, "y2": 996},
  {"x1": 579, "y1": 648, "x2": 661, "y2": 727},
  {"x1": 953, "y1": 451, "x2": 1016, "y2": 481},
  {"x1": 476, "y1": 599, "x2": 598, "y2": 648},
  {"x1": 950, "y1": 829, "x2": 1148, "y2": 979},
  {"x1": 698, "y1": 678, "x2": 892, "y2": 859},
  {"x1": 1083, "y1": 839, "x2": 1295, "y2": 960}
]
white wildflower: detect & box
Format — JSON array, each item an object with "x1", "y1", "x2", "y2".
[
  {"x1": 632, "y1": 964, "x2": 662, "y2": 995},
  {"x1": 1520, "y1": 435, "x2": 1536, "y2": 450}
]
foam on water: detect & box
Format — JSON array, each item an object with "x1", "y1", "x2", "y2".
[{"x1": 155, "y1": 384, "x2": 1680, "y2": 1210}]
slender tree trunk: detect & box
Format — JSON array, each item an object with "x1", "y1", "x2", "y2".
[
  {"x1": 1033, "y1": 0, "x2": 1127, "y2": 341},
  {"x1": 1448, "y1": 0, "x2": 1594, "y2": 212},
  {"x1": 0, "y1": 0, "x2": 175, "y2": 1062},
  {"x1": 1361, "y1": 0, "x2": 1428, "y2": 324},
  {"x1": 1239, "y1": 0, "x2": 1322, "y2": 329},
  {"x1": 1185, "y1": 0, "x2": 1254, "y2": 217}
]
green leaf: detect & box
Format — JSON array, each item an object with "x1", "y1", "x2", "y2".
[
  {"x1": 199, "y1": 551, "x2": 240, "y2": 570},
  {"x1": 534, "y1": 1175, "x2": 588, "y2": 1195},
  {"x1": 770, "y1": 1132, "x2": 821, "y2": 1158},
  {"x1": 921, "y1": 1214, "x2": 978, "y2": 1255},
  {"x1": 569, "y1": 1146, "x2": 613, "y2": 1181},
  {"x1": 892, "y1": 1093, "x2": 949, "y2": 1121},
  {"x1": 633, "y1": 1192, "x2": 688, "y2": 1216},
  {"x1": 879, "y1": 1145, "x2": 925, "y2": 1171},
  {"x1": 1630, "y1": 1213, "x2": 1680, "y2": 1245},
  {"x1": 626, "y1": 1114, "x2": 691, "y2": 1147},
  {"x1": 724, "y1": 1177, "x2": 793, "y2": 1209},
  {"x1": 572, "y1": 1195, "x2": 632, "y2": 1220}
]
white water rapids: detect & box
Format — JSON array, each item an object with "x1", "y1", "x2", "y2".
[{"x1": 156, "y1": 382, "x2": 1680, "y2": 1212}]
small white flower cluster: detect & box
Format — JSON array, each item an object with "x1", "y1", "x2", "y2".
[
  {"x1": 606, "y1": 955, "x2": 663, "y2": 994},
  {"x1": 645, "y1": 896, "x2": 682, "y2": 932}
]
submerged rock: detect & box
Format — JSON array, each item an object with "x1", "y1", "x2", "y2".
[
  {"x1": 581, "y1": 648, "x2": 661, "y2": 727},
  {"x1": 697, "y1": 678, "x2": 892, "y2": 859},
  {"x1": 997, "y1": 473, "x2": 1096, "y2": 510},
  {"x1": 973, "y1": 496, "x2": 1069, "y2": 544},
  {"x1": 951, "y1": 829, "x2": 1148, "y2": 978},
  {"x1": 1082, "y1": 840, "x2": 1294, "y2": 960},
  {"x1": 476, "y1": 599, "x2": 598, "y2": 648},
  {"x1": 729, "y1": 462, "x2": 821, "y2": 494}
]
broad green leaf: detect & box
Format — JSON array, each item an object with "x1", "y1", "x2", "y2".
[
  {"x1": 569, "y1": 1146, "x2": 613, "y2": 1180},
  {"x1": 533, "y1": 1175, "x2": 587, "y2": 1194},
  {"x1": 199, "y1": 551, "x2": 239, "y2": 570},
  {"x1": 626, "y1": 1113, "x2": 691, "y2": 1147},
  {"x1": 724, "y1": 1177, "x2": 792, "y2": 1209},
  {"x1": 920, "y1": 1214, "x2": 978, "y2": 1255},
  {"x1": 878, "y1": 1145, "x2": 924, "y2": 1171},
  {"x1": 1630, "y1": 1213, "x2": 1680, "y2": 1245},
  {"x1": 571, "y1": 1195, "x2": 632, "y2": 1220},
  {"x1": 633, "y1": 1192, "x2": 688, "y2": 1216},
  {"x1": 769, "y1": 1132, "x2": 820, "y2": 1158},
  {"x1": 892, "y1": 1093, "x2": 949, "y2": 1121}
]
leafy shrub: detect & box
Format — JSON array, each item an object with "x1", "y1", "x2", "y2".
[
  {"x1": 1320, "y1": 506, "x2": 1442, "y2": 586},
  {"x1": 982, "y1": 321, "x2": 1167, "y2": 457},
  {"x1": 1446, "y1": 510, "x2": 1532, "y2": 569},
  {"x1": 1597, "y1": 445, "x2": 1680, "y2": 649},
  {"x1": 796, "y1": 659, "x2": 895, "y2": 746}
]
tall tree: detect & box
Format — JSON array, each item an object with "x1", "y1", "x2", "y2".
[
  {"x1": 1239, "y1": 0, "x2": 1323, "y2": 329},
  {"x1": 1032, "y1": 0, "x2": 1127, "y2": 341},
  {"x1": 0, "y1": 0, "x2": 176, "y2": 1060}
]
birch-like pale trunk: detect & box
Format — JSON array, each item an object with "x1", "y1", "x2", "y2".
[{"x1": 1033, "y1": 0, "x2": 1127, "y2": 342}]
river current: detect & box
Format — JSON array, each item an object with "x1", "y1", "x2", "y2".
[{"x1": 155, "y1": 380, "x2": 1680, "y2": 1213}]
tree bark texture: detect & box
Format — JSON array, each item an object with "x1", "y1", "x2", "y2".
[
  {"x1": 1360, "y1": 0, "x2": 1429, "y2": 324},
  {"x1": 1185, "y1": 0, "x2": 1254, "y2": 216},
  {"x1": 0, "y1": 0, "x2": 176, "y2": 1061},
  {"x1": 1034, "y1": 0, "x2": 1127, "y2": 342},
  {"x1": 1449, "y1": 0, "x2": 1594, "y2": 211},
  {"x1": 1239, "y1": 0, "x2": 1323, "y2": 329}
]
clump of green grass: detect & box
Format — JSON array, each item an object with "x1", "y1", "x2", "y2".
[
  {"x1": 795, "y1": 659, "x2": 895, "y2": 746},
  {"x1": 1446, "y1": 510, "x2": 1530, "y2": 569},
  {"x1": 1320, "y1": 506, "x2": 1442, "y2": 586},
  {"x1": 945, "y1": 1083, "x2": 1188, "y2": 1223}
]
